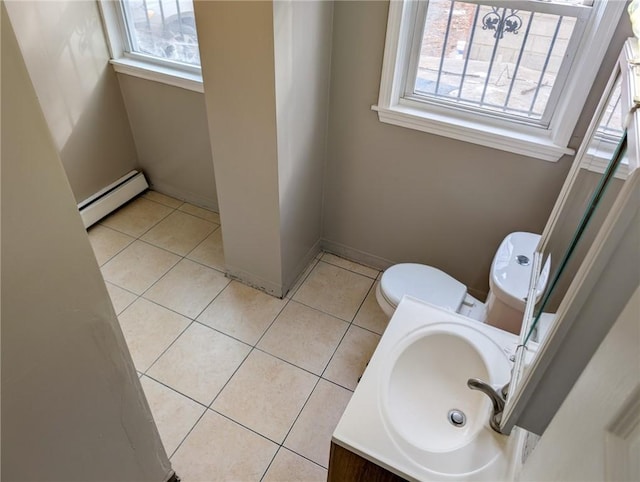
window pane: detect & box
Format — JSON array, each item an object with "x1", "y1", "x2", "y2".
[
  {"x1": 414, "y1": 0, "x2": 577, "y2": 123},
  {"x1": 122, "y1": 0, "x2": 200, "y2": 67}
]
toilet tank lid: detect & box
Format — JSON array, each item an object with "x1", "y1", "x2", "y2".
[{"x1": 380, "y1": 263, "x2": 467, "y2": 311}]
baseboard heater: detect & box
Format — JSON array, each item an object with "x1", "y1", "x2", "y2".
[{"x1": 78, "y1": 170, "x2": 149, "y2": 228}]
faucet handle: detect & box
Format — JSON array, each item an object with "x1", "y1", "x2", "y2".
[{"x1": 467, "y1": 378, "x2": 506, "y2": 433}]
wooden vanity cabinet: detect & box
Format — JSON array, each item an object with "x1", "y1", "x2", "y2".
[{"x1": 327, "y1": 442, "x2": 409, "y2": 482}]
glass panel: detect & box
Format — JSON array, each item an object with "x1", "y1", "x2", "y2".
[
  {"x1": 414, "y1": 0, "x2": 577, "y2": 123},
  {"x1": 524, "y1": 70, "x2": 627, "y2": 345},
  {"x1": 122, "y1": 0, "x2": 200, "y2": 67}
]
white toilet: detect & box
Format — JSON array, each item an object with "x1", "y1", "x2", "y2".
[{"x1": 376, "y1": 232, "x2": 550, "y2": 334}]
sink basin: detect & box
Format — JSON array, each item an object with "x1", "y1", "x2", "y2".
[
  {"x1": 379, "y1": 321, "x2": 512, "y2": 474},
  {"x1": 332, "y1": 296, "x2": 523, "y2": 481}
]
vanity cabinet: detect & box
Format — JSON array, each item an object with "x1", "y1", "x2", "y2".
[{"x1": 328, "y1": 442, "x2": 408, "y2": 482}]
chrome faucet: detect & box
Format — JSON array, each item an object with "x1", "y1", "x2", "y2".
[{"x1": 467, "y1": 378, "x2": 506, "y2": 433}]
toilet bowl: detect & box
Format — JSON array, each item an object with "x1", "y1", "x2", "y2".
[{"x1": 377, "y1": 232, "x2": 549, "y2": 334}]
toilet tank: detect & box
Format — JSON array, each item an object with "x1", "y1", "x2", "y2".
[
  {"x1": 486, "y1": 232, "x2": 549, "y2": 334},
  {"x1": 489, "y1": 232, "x2": 544, "y2": 310}
]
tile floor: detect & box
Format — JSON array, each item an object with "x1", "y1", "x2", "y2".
[{"x1": 88, "y1": 191, "x2": 390, "y2": 482}]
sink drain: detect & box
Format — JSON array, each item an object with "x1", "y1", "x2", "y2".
[{"x1": 448, "y1": 409, "x2": 466, "y2": 427}]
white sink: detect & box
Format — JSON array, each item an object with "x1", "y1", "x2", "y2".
[
  {"x1": 333, "y1": 296, "x2": 525, "y2": 481},
  {"x1": 381, "y1": 322, "x2": 512, "y2": 474}
]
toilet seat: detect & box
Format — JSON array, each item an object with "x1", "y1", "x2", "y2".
[{"x1": 379, "y1": 263, "x2": 467, "y2": 312}]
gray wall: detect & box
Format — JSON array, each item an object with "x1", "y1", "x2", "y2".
[
  {"x1": 1, "y1": 6, "x2": 171, "y2": 480},
  {"x1": 322, "y1": 1, "x2": 631, "y2": 299},
  {"x1": 4, "y1": 0, "x2": 138, "y2": 203},
  {"x1": 274, "y1": 0, "x2": 333, "y2": 289},
  {"x1": 196, "y1": 0, "x2": 284, "y2": 294},
  {"x1": 118, "y1": 75, "x2": 219, "y2": 210},
  {"x1": 195, "y1": 1, "x2": 331, "y2": 296}
]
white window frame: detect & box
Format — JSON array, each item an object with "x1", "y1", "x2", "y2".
[
  {"x1": 373, "y1": 0, "x2": 627, "y2": 162},
  {"x1": 98, "y1": 0, "x2": 203, "y2": 93}
]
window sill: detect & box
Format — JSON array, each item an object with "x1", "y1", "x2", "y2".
[
  {"x1": 372, "y1": 104, "x2": 575, "y2": 163},
  {"x1": 110, "y1": 58, "x2": 203, "y2": 93}
]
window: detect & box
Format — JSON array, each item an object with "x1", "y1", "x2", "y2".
[
  {"x1": 99, "y1": 0, "x2": 202, "y2": 92},
  {"x1": 375, "y1": 0, "x2": 626, "y2": 161}
]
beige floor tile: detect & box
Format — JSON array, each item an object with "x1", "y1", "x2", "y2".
[
  {"x1": 140, "y1": 376, "x2": 205, "y2": 456},
  {"x1": 294, "y1": 261, "x2": 373, "y2": 322},
  {"x1": 147, "y1": 323, "x2": 250, "y2": 405},
  {"x1": 197, "y1": 281, "x2": 286, "y2": 345},
  {"x1": 286, "y1": 258, "x2": 319, "y2": 299},
  {"x1": 171, "y1": 410, "x2": 277, "y2": 482},
  {"x1": 105, "y1": 282, "x2": 137, "y2": 315},
  {"x1": 353, "y1": 283, "x2": 390, "y2": 335},
  {"x1": 142, "y1": 190, "x2": 183, "y2": 209},
  {"x1": 118, "y1": 298, "x2": 190, "y2": 372},
  {"x1": 284, "y1": 379, "x2": 352, "y2": 468},
  {"x1": 262, "y1": 447, "x2": 327, "y2": 482},
  {"x1": 212, "y1": 350, "x2": 317, "y2": 443},
  {"x1": 101, "y1": 241, "x2": 181, "y2": 295},
  {"x1": 323, "y1": 325, "x2": 381, "y2": 390},
  {"x1": 257, "y1": 301, "x2": 348, "y2": 375},
  {"x1": 178, "y1": 202, "x2": 221, "y2": 224},
  {"x1": 144, "y1": 259, "x2": 229, "y2": 319},
  {"x1": 100, "y1": 197, "x2": 173, "y2": 237},
  {"x1": 186, "y1": 227, "x2": 225, "y2": 271},
  {"x1": 321, "y1": 252, "x2": 379, "y2": 279},
  {"x1": 87, "y1": 224, "x2": 135, "y2": 266},
  {"x1": 141, "y1": 210, "x2": 216, "y2": 256}
]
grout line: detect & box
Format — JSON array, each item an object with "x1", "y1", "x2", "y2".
[
  {"x1": 319, "y1": 253, "x2": 380, "y2": 280},
  {"x1": 259, "y1": 447, "x2": 282, "y2": 481},
  {"x1": 134, "y1": 236, "x2": 197, "y2": 259},
  {"x1": 286, "y1": 258, "x2": 319, "y2": 300},
  {"x1": 278, "y1": 376, "x2": 322, "y2": 453},
  {"x1": 143, "y1": 320, "x2": 196, "y2": 375},
  {"x1": 318, "y1": 377, "x2": 355, "y2": 394},
  {"x1": 276, "y1": 447, "x2": 328, "y2": 472},
  {"x1": 253, "y1": 294, "x2": 293, "y2": 347},
  {"x1": 192, "y1": 320, "x2": 254, "y2": 350},
  {"x1": 205, "y1": 346, "x2": 255, "y2": 410},
  {"x1": 90, "y1": 226, "x2": 136, "y2": 268},
  {"x1": 100, "y1": 197, "x2": 177, "y2": 239},
  {"x1": 133, "y1": 296, "x2": 193, "y2": 323},
  {"x1": 141, "y1": 373, "x2": 209, "y2": 410},
  {"x1": 190, "y1": 277, "x2": 232, "y2": 321},
  {"x1": 182, "y1": 225, "x2": 225, "y2": 271},
  {"x1": 169, "y1": 207, "x2": 220, "y2": 227},
  {"x1": 351, "y1": 321, "x2": 386, "y2": 337},
  {"x1": 129, "y1": 254, "x2": 181, "y2": 297},
  {"x1": 315, "y1": 257, "x2": 379, "y2": 280},
  {"x1": 142, "y1": 191, "x2": 185, "y2": 210},
  {"x1": 252, "y1": 346, "x2": 324, "y2": 379},
  {"x1": 105, "y1": 280, "x2": 140, "y2": 299},
  {"x1": 350, "y1": 281, "x2": 388, "y2": 336},
  {"x1": 167, "y1": 403, "x2": 210, "y2": 460},
  {"x1": 319, "y1": 279, "x2": 373, "y2": 384},
  {"x1": 258, "y1": 446, "x2": 330, "y2": 482},
  {"x1": 208, "y1": 407, "x2": 284, "y2": 446},
  {"x1": 285, "y1": 298, "x2": 353, "y2": 324}
]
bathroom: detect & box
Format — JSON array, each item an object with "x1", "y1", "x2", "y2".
[{"x1": 2, "y1": 1, "x2": 638, "y2": 481}]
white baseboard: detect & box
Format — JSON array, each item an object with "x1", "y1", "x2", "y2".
[
  {"x1": 79, "y1": 171, "x2": 148, "y2": 228},
  {"x1": 320, "y1": 239, "x2": 394, "y2": 271},
  {"x1": 148, "y1": 180, "x2": 219, "y2": 212}
]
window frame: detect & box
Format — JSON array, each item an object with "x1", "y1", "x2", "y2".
[
  {"x1": 373, "y1": 0, "x2": 627, "y2": 162},
  {"x1": 98, "y1": 0, "x2": 203, "y2": 93}
]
